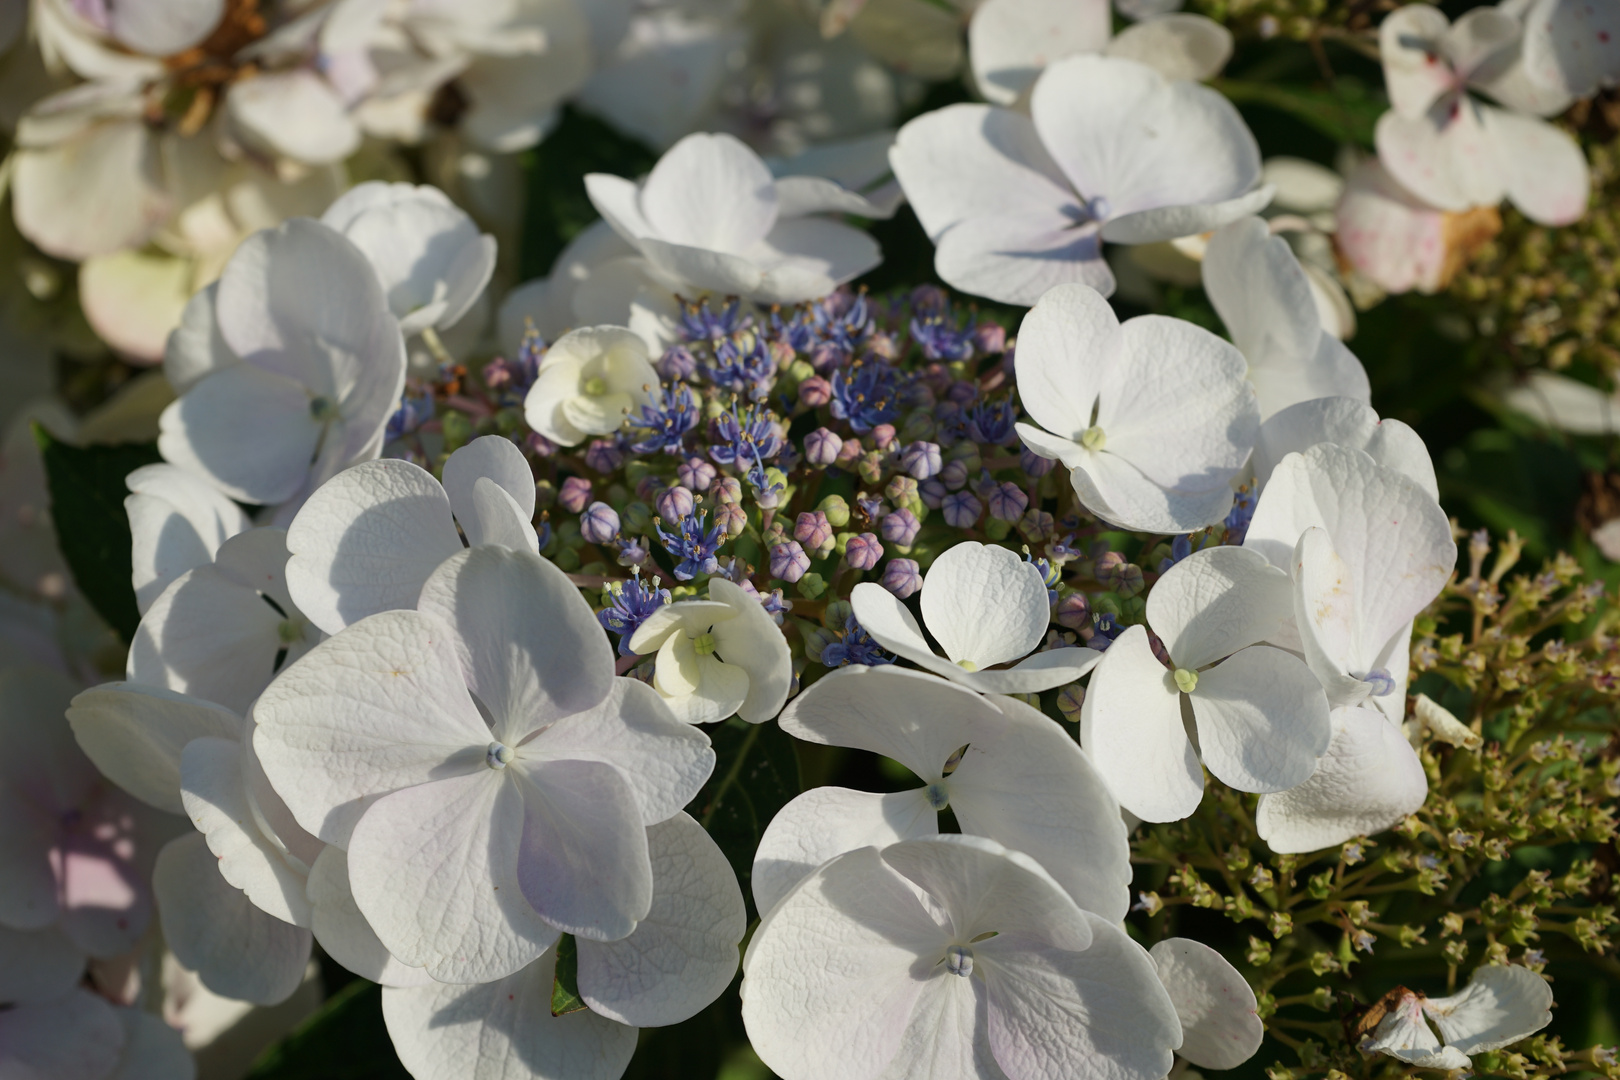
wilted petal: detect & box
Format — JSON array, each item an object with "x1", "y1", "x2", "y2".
[{"x1": 1424, "y1": 965, "x2": 1553, "y2": 1053}]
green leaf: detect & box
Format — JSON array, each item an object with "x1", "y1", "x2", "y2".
[
  {"x1": 519, "y1": 107, "x2": 657, "y2": 281},
  {"x1": 688, "y1": 717, "x2": 802, "y2": 920},
  {"x1": 1213, "y1": 78, "x2": 1383, "y2": 147},
  {"x1": 34, "y1": 425, "x2": 161, "y2": 643},
  {"x1": 550, "y1": 933, "x2": 588, "y2": 1016},
  {"x1": 246, "y1": 980, "x2": 411, "y2": 1080}
]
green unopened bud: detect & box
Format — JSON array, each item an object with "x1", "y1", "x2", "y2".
[
  {"x1": 441, "y1": 411, "x2": 472, "y2": 452},
  {"x1": 820, "y1": 495, "x2": 850, "y2": 527},
  {"x1": 1056, "y1": 684, "x2": 1085, "y2": 722},
  {"x1": 797, "y1": 572, "x2": 827, "y2": 600},
  {"x1": 823, "y1": 600, "x2": 853, "y2": 629}
]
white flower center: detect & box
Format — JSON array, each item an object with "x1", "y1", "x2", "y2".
[
  {"x1": 945, "y1": 944, "x2": 973, "y2": 977},
  {"x1": 692, "y1": 631, "x2": 718, "y2": 656},
  {"x1": 1174, "y1": 668, "x2": 1198, "y2": 694},
  {"x1": 309, "y1": 396, "x2": 339, "y2": 422},
  {"x1": 956, "y1": 659, "x2": 978, "y2": 672},
  {"x1": 486, "y1": 742, "x2": 514, "y2": 770},
  {"x1": 1080, "y1": 425, "x2": 1106, "y2": 451},
  {"x1": 583, "y1": 376, "x2": 609, "y2": 396},
  {"x1": 277, "y1": 618, "x2": 306, "y2": 645},
  {"x1": 924, "y1": 783, "x2": 950, "y2": 811}
]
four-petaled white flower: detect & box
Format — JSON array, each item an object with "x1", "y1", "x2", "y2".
[
  {"x1": 890, "y1": 54, "x2": 1272, "y2": 304},
  {"x1": 742, "y1": 834, "x2": 1183, "y2": 1080},
  {"x1": 1081, "y1": 546, "x2": 1331, "y2": 823},
  {"x1": 524, "y1": 326, "x2": 661, "y2": 449},
  {"x1": 253, "y1": 546, "x2": 714, "y2": 983},
  {"x1": 1014, "y1": 283, "x2": 1260, "y2": 533},
  {"x1": 1374, "y1": 4, "x2": 1588, "y2": 227},
  {"x1": 628, "y1": 577, "x2": 793, "y2": 725},
  {"x1": 760, "y1": 666, "x2": 1131, "y2": 919},
  {"x1": 585, "y1": 131, "x2": 884, "y2": 305},
  {"x1": 381, "y1": 811, "x2": 745, "y2": 1080},
  {"x1": 851, "y1": 540, "x2": 1101, "y2": 692},
  {"x1": 320, "y1": 182, "x2": 498, "y2": 337},
  {"x1": 1203, "y1": 216, "x2": 1370, "y2": 420},
  {"x1": 159, "y1": 219, "x2": 407, "y2": 518},
  {"x1": 287, "y1": 434, "x2": 539, "y2": 635},
  {"x1": 1364, "y1": 965, "x2": 1553, "y2": 1070}
]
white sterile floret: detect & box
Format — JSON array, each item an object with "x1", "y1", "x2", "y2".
[
  {"x1": 889, "y1": 54, "x2": 1272, "y2": 305},
  {"x1": 286, "y1": 434, "x2": 539, "y2": 635},
  {"x1": 127, "y1": 527, "x2": 321, "y2": 715},
  {"x1": 1365, "y1": 965, "x2": 1553, "y2": 1069},
  {"x1": 1150, "y1": 938, "x2": 1264, "y2": 1070},
  {"x1": 320, "y1": 182, "x2": 498, "y2": 337},
  {"x1": 158, "y1": 219, "x2": 407, "y2": 517},
  {"x1": 125, "y1": 463, "x2": 251, "y2": 616},
  {"x1": 67, "y1": 680, "x2": 319, "y2": 1004},
  {"x1": 969, "y1": 0, "x2": 1232, "y2": 105},
  {"x1": 1081, "y1": 546, "x2": 1331, "y2": 823},
  {"x1": 1373, "y1": 4, "x2": 1588, "y2": 227},
  {"x1": 253, "y1": 546, "x2": 714, "y2": 984},
  {"x1": 759, "y1": 666, "x2": 1130, "y2": 919},
  {"x1": 1013, "y1": 283, "x2": 1260, "y2": 533},
  {"x1": 584, "y1": 131, "x2": 884, "y2": 306},
  {"x1": 1520, "y1": 0, "x2": 1620, "y2": 99},
  {"x1": 1256, "y1": 705, "x2": 1428, "y2": 854},
  {"x1": 851, "y1": 541, "x2": 1102, "y2": 692},
  {"x1": 0, "y1": 668, "x2": 153, "y2": 1002},
  {"x1": 1202, "y1": 217, "x2": 1370, "y2": 419},
  {"x1": 741, "y1": 834, "x2": 1182, "y2": 1080},
  {"x1": 1251, "y1": 397, "x2": 1438, "y2": 499},
  {"x1": 382, "y1": 811, "x2": 744, "y2": 1080},
  {"x1": 1242, "y1": 441, "x2": 1457, "y2": 723},
  {"x1": 627, "y1": 577, "x2": 792, "y2": 724},
  {"x1": 524, "y1": 325, "x2": 661, "y2": 448}
]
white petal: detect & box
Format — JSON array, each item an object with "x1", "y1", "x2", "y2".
[
  {"x1": 883, "y1": 833, "x2": 1093, "y2": 948},
  {"x1": 67, "y1": 682, "x2": 241, "y2": 815},
  {"x1": 750, "y1": 218, "x2": 882, "y2": 304},
  {"x1": 1501, "y1": 370, "x2": 1620, "y2": 435},
  {"x1": 774, "y1": 174, "x2": 890, "y2": 219},
  {"x1": 348, "y1": 772, "x2": 558, "y2": 983},
  {"x1": 125, "y1": 463, "x2": 251, "y2": 615},
  {"x1": 1521, "y1": 0, "x2": 1620, "y2": 99},
  {"x1": 740, "y1": 846, "x2": 950, "y2": 1080},
  {"x1": 979, "y1": 913, "x2": 1180, "y2": 1080},
  {"x1": 305, "y1": 845, "x2": 432, "y2": 987},
  {"x1": 1105, "y1": 14, "x2": 1232, "y2": 82},
  {"x1": 1424, "y1": 965, "x2": 1553, "y2": 1053},
  {"x1": 1374, "y1": 100, "x2": 1503, "y2": 214},
  {"x1": 0, "y1": 923, "x2": 85, "y2": 1003},
  {"x1": 154, "y1": 833, "x2": 312, "y2": 1005},
  {"x1": 949, "y1": 693, "x2": 1132, "y2": 921},
  {"x1": 1254, "y1": 397, "x2": 1436, "y2": 498},
  {"x1": 653, "y1": 640, "x2": 749, "y2": 725},
  {"x1": 158, "y1": 364, "x2": 322, "y2": 506},
  {"x1": 0, "y1": 989, "x2": 123, "y2": 1080},
  {"x1": 1379, "y1": 4, "x2": 1458, "y2": 117},
  {"x1": 226, "y1": 70, "x2": 360, "y2": 165},
  {"x1": 78, "y1": 249, "x2": 192, "y2": 364},
  {"x1": 180, "y1": 738, "x2": 312, "y2": 927},
  {"x1": 954, "y1": 647, "x2": 1103, "y2": 694},
  {"x1": 584, "y1": 173, "x2": 657, "y2": 244},
  {"x1": 967, "y1": 0, "x2": 1111, "y2": 106},
  {"x1": 1101, "y1": 186, "x2": 1277, "y2": 245},
  {"x1": 778, "y1": 665, "x2": 984, "y2": 783},
  {"x1": 110, "y1": 0, "x2": 223, "y2": 56},
  {"x1": 752, "y1": 786, "x2": 938, "y2": 917},
  {"x1": 1189, "y1": 646, "x2": 1330, "y2": 794},
  {"x1": 383, "y1": 949, "x2": 635, "y2": 1080},
  {"x1": 106, "y1": 1005, "x2": 196, "y2": 1080},
  {"x1": 936, "y1": 208, "x2": 1114, "y2": 306},
  {"x1": 640, "y1": 132, "x2": 779, "y2": 254},
  {"x1": 163, "y1": 281, "x2": 236, "y2": 395},
  {"x1": 12, "y1": 119, "x2": 169, "y2": 262},
  {"x1": 1150, "y1": 938, "x2": 1263, "y2": 1069},
  {"x1": 921, "y1": 541, "x2": 1050, "y2": 670},
  {"x1": 1292, "y1": 527, "x2": 1371, "y2": 708},
  {"x1": 1070, "y1": 448, "x2": 1238, "y2": 534},
  {"x1": 848, "y1": 581, "x2": 974, "y2": 681},
  {"x1": 707, "y1": 577, "x2": 793, "y2": 723},
  {"x1": 285, "y1": 458, "x2": 463, "y2": 636},
  {"x1": 1078, "y1": 625, "x2": 1204, "y2": 823},
  {"x1": 443, "y1": 434, "x2": 537, "y2": 533},
  {"x1": 1366, "y1": 992, "x2": 1464, "y2": 1067},
  {"x1": 1256, "y1": 706, "x2": 1427, "y2": 853},
  {"x1": 627, "y1": 600, "x2": 737, "y2": 655},
  {"x1": 1482, "y1": 105, "x2": 1589, "y2": 226},
  {"x1": 252, "y1": 608, "x2": 492, "y2": 846},
  {"x1": 636, "y1": 237, "x2": 765, "y2": 298},
  {"x1": 1012, "y1": 282, "x2": 1120, "y2": 445},
  {"x1": 578, "y1": 812, "x2": 745, "y2": 1026},
  {"x1": 1149, "y1": 545, "x2": 1293, "y2": 670},
  {"x1": 417, "y1": 547, "x2": 614, "y2": 744},
  {"x1": 1333, "y1": 158, "x2": 1451, "y2": 295}
]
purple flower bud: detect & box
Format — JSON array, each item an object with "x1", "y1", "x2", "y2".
[
  {"x1": 527, "y1": 431, "x2": 558, "y2": 457},
  {"x1": 940, "y1": 459, "x2": 969, "y2": 491},
  {"x1": 715, "y1": 502, "x2": 748, "y2": 538},
  {"x1": 795, "y1": 511, "x2": 833, "y2": 552},
  {"x1": 770, "y1": 541, "x2": 811, "y2": 583},
  {"x1": 804, "y1": 427, "x2": 843, "y2": 466},
  {"x1": 656, "y1": 485, "x2": 696, "y2": 525},
  {"x1": 919, "y1": 479, "x2": 947, "y2": 509},
  {"x1": 658, "y1": 345, "x2": 697, "y2": 381},
  {"x1": 586, "y1": 439, "x2": 623, "y2": 474},
  {"x1": 678, "y1": 457, "x2": 716, "y2": 492},
  {"x1": 713, "y1": 476, "x2": 743, "y2": 505},
  {"x1": 941, "y1": 491, "x2": 981, "y2": 529},
  {"x1": 881, "y1": 558, "x2": 923, "y2": 599},
  {"x1": 901, "y1": 441, "x2": 942, "y2": 480},
  {"x1": 799, "y1": 376, "x2": 833, "y2": 407},
  {"x1": 559, "y1": 476, "x2": 593, "y2": 514},
  {"x1": 1056, "y1": 684, "x2": 1084, "y2": 722},
  {"x1": 974, "y1": 322, "x2": 1007, "y2": 354},
  {"x1": 836, "y1": 438, "x2": 864, "y2": 468},
  {"x1": 615, "y1": 536, "x2": 650, "y2": 567},
  {"x1": 880, "y1": 508, "x2": 920, "y2": 546},
  {"x1": 809, "y1": 342, "x2": 846, "y2": 372},
  {"x1": 885, "y1": 476, "x2": 919, "y2": 505},
  {"x1": 846, "y1": 533, "x2": 884, "y2": 570},
  {"x1": 1055, "y1": 592, "x2": 1092, "y2": 630},
  {"x1": 946, "y1": 380, "x2": 979, "y2": 406},
  {"x1": 988, "y1": 482, "x2": 1028, "y2": 523},
  {"x1": 871, "y1": 424, "x2": 897, "y2": 451},
  {"x1": 910, "y1": 284, "x2": 949, "y2": 312},
  {"x1": 580, "y1": 502, "x2": 620, "y2": 544},
  {"x1": 1020, "y1": 447, "x2": 1055, "y2": 477},
  {"x1": 1019, "y1": 509, "x2": 1056, "y2": 544},
  {"x1": 1094, "y1": 551, "x2": 1129, "y2": 589}
]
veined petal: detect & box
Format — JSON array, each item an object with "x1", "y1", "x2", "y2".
[
  {"x1": 1151, "y1": 937, "x2": 1263, "y2": 1070},
  {"x1": 708, "y1": 577, "x2": 793, "y2": 723},
  {"x1": 67, "y1": 683, "x2": 241, "y2": 815},
  {"x1": 1189, "y1": 646, "x2": 1331, "y2": 794},
  {"x1": 752, "y1": 787, "x2": 938, "y2": 917},
  {"x1": 305, "y1": 845, "x2": 432, "y2": 987},
  {"x1": 1012, "y1": 282, "x2": 1121, "y2": 444},
  {"x1": 1424, "y1": 965, "x2": 1553, "y2": 1053},
  {"x1": 921, "y1": 541, "x2": 1050, "y2": 670},
  {"x1": 1253, "y1": 397, "x2": 1436, "y2": 498},
  {"x1": 640, "y1": 132, "x2": 779, "y2": 254},
  {"x1": 778, "y1": 666, "x2": 984, "y2": 783},
  {"x1": 1148, "y1": 546, "x2": 1293, "y2": 671}
]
